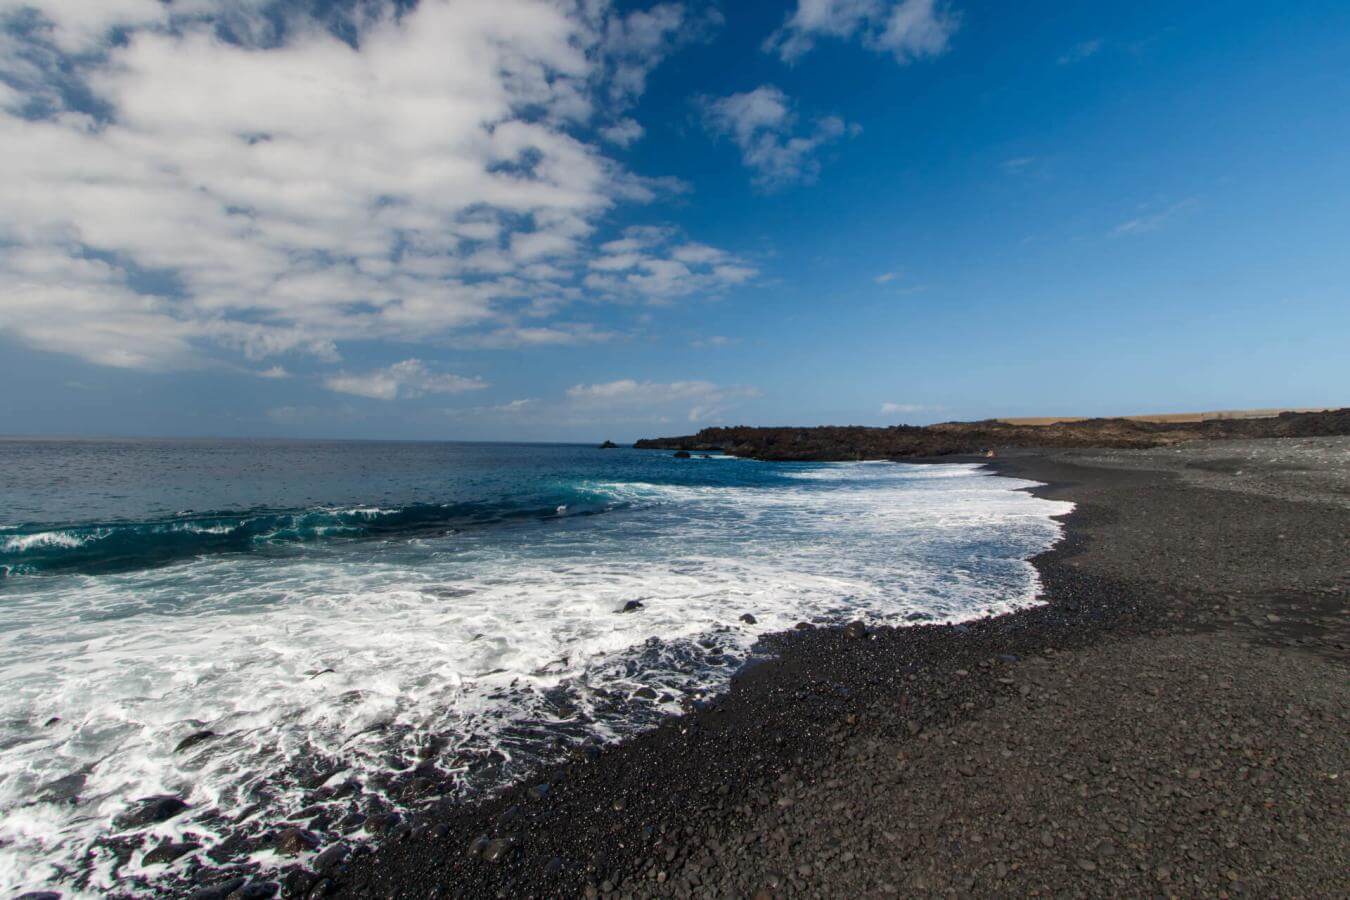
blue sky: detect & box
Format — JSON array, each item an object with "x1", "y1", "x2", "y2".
[{"x1": 1, "y1": 0, "x2": 1346, "y2": 441}]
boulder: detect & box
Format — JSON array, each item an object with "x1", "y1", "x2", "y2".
[
  {"x1": 599, "y1": 440, "x2": 618, "y2": 449},
  {"x1": 842, "y1": 621, "x2": 868, "y2": 640},
  {"x1": 143, "y1": 840, "x2": 200, "y2": 865},
  {"x1": 186, "y1": 878, "x2": 245, "y2": 900},
  {"x1": 115, "y1": 795, "x2": 190, "y2": 829},
  {"x1": 673, "y1": 450, "x2": 691, "y2": 459},
  {"x1": 619, "y1": 600, "x2": 644, "y2": 613},
  {"x1": 272, "y1": 827, "x2": 320, "y2": 856},
  {"x1": 313, "y1": 842, "x2": 349, "y2": 872},
  {"x1": 739, "y1": 613, "x2": 757, "y2": 624},
  {"x1": 363, "y1": 812, "x2": 402, "y2": 835}
]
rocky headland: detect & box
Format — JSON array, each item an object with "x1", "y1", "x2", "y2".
[{"x1": 633, "y1": 408, "x2": 1350, "y2": 460}]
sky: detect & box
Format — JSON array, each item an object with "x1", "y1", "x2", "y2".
[{"x1": 0, "y1": 0, "x2": 1347, "y2": 442}]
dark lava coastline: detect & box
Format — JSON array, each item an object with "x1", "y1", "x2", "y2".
[
  {"x1": 143, "y1": 431, "x2": 1347, "y2": 900},
  {"x1": 631, "y1": 407, "x2": 1350, "y2": 460}
]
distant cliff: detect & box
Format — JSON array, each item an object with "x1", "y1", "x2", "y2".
[{"x1": 633, "y1": 408, "x2": 1350, "y2": 461}]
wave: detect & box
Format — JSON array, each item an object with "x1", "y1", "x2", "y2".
[{"x1": 0, "y1": 489, "x2": 629, "y2": 578}]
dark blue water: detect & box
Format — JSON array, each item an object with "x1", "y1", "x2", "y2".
[{"x1": 0, "y1": 439, "x2": 793, "y2": 578}]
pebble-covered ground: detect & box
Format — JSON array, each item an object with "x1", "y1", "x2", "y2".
[
  {"x1": 616, "y1": 632, "x2": 1346, "y2": 898},
  {"x1": 165, "y1": 439, "x2": 1348, "y2": 899},
  {"x1": 1064, "y1": 435, "x2": 1350, "y2": 509}
]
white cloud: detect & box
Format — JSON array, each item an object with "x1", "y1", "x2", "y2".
[
  {"x1": 567, "y1": 378, "x2": 758, "y2": 422},
  {"x1": 325, "y1": 358, "x2": 487, "y2": 400},
  {"x1": 457, "y1": 322, "x2": 619, "y2": 349},
  {"x1": 0, "y1": 0, "x2": 742, "y2": 374},
  {"x1": 1000, "y1": 156, "x2": 1036, "y2": 173},
  {"x1": 765, "y1": 0, "x2": 959, "y2": 64},
  {"x1": 691, "y1": 334, "x2": 737, "y2": 348},
  {"x1": 600, "y1": 117, "x2": 644, "y2": 146},
  {"x1": 880, "y1": 401, "x2": 927, "y2": 415},
  {"x1": 700, "y1": 85, "x2": 857, "y2": 189},
  {"x1": 874, "y1": 271, "x2": 899, "y2": 284},
  {"x1": 583, "y1": 225, "x2": 757, "y2": 300},
  {"x1": 600, "y1": 2, "x2": 711, "y2": 107}
]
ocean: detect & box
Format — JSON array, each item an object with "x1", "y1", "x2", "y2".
[{"x1": 0, "y1": 438, "x2": 1071, "y2": 895}]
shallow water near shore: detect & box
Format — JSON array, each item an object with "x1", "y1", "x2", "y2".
[{"x1": 0, "y1": 439, "x2": 1071, "y2": 895}]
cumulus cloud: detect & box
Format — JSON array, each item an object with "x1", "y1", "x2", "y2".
[
  {"x1": 599, "y1": 2, "x2": 720, "y2": 108},
  {"x1": 584, "y1": 226, "x2": 756, "y2": 300},
  {"x1": 567, "y1": 378, "x2": 759, "y2": 422},
  {"x1": 0, "y1": 0, "x2": 740, "y2": 375},
  {"x1": 765, "y1": 0, "x2": 959, "y2": 64},
  {"x1": 699, "y1": 85, "x2": 857, "y2": 189},
  {"x1": 600, "y1": 117, "x2": 645, "y2": 146},
  {"x1": 325, "y1": 359, "x2": 487, "y2": 401}
]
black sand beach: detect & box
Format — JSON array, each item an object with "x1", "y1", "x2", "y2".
[{"x1": 181, "y1": 437, "x2": 1347, "y2": 899}]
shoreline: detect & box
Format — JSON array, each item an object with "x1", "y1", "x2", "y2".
[{"x1": 169, "y1": 440, "x2": 1346, "y2": 899}]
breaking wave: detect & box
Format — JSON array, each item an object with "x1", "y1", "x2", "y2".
[{"x1": 0, "y1": 491, "x2": 630, "y2": 577}]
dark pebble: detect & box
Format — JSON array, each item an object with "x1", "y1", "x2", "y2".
[
  {"x1": 313, "y1": 842, "x2": 349, "y2": 872},
  {"x1": 467, "y1": 833, "x2": 490, "y2": 858},
  {"x1": 272, "y1": 827, "x2": 320, "y2": 856},
  {"x1": 188, "y1": 878, "x2": 246, "y2": 900},
  {"x1": 483, "y1": 836, "x2": 519, "y2": 863},
  {"x1": 363, "y1": 812, "x2": 402, "y2": 835},
  {"x1": 143, "y1": 839, "x2": 200, "y2": 865}
]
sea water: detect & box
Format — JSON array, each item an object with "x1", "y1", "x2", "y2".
[{"x1": 0, "y1": 439, "x2": 1071, "y2": 895}]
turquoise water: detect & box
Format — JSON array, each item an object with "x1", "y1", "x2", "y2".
[{"x1": 0, "y1": 439, "x2": 1071, "y2": 895}]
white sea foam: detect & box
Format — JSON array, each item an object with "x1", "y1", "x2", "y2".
[
  {"x1": 2, "y1": 529, "x2": 102, "y2": 553},
  {"x1": 0, "y1": 462, "x2": 1071, "y2": 895}
]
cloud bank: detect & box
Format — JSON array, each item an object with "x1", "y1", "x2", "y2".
[{"x1": 0, "y1": 0, "x2": 750, "y2": 376}]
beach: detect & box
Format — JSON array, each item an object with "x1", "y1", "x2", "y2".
[{"x1": 277, "y1": 435, "x2": 1348, "y2": 899}]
